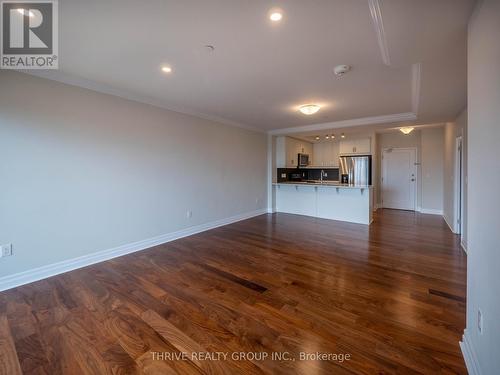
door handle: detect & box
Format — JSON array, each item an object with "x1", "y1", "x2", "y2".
[{"x1": 411, "y1": 178, "x2": 415, "y2": 182}]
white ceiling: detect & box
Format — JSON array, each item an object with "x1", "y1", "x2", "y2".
[{"x1": 27, "y1": 0, "x2": 475, "y2": 132}]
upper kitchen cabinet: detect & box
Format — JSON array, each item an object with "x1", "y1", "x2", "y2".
[
  {"x1": 276, "y1": 136, "x2": 313, "y2": 168},
  {"x1": 339, "y1": 138, "x2": 371, "y2": 155},
  {"x1": 312, "y1": 142, "x2": 340, "y2": 167}
]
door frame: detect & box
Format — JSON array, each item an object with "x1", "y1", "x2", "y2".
[
  {"x1": 381, "y1": 147, "x2": 418, "y2": 211},
  {"x1": 454, "y1": 136, "x2": 464, "y2": 235}
]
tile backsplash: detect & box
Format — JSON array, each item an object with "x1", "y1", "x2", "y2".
[{"x1": 277, "y1": 168, "x2": 339, "y2": 182}]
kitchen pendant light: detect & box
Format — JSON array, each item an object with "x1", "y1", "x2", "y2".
[{"x1": 400, "y1": 127, "x2": 415, "y2": 135}]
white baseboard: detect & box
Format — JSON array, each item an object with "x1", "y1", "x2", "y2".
[
  {"x1": 460, "y1": 330, "x2": 482, "y2": 375},
  {"x1": 0, "y1": 209, "x2": 268, "y2": 292},
  {"x1": 461, "y1": 239, "x2": 468, "y2": 253},
  {"x1": 443, "y1": 214, "x2": 457, "y2": 233},
  {"x1": 419, "y1": 208, "x2": 444, "y2": 215}
]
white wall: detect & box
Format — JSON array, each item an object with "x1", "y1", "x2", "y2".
[
  {"x1": 463, "y1": 1, "x2": 500, "y2": 374},
  {"x1": 459, "y1": 111, "x2": 468, "y2": 247},
  {"x1": 421, "y1": 127, "x2": 444, "y2": 212},
  {"x1": 443, "y1": 109, "x2": 467, "y2": 241},
  {"x1": 0, "y1": 71, "x2": 267, "y2": 278}
]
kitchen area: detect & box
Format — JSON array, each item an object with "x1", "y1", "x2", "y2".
[{"x1": 272, "y1": 133, "x2": 375, "y2": 225}]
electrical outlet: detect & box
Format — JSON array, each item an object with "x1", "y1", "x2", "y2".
[
  {"x1": 186, "y1": 210, "x2": 192, "y2": 219},
  {"x1": 478, "y1": 309, "x2": 483, "y2": 334},
  {"x1": 0, "y1": 244, "x2": 13, "y2": 258},
  {"x1": 255, "y1": 197, "x2": 260, "y2": 205}
]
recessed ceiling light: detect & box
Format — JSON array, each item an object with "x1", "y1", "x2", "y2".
[
  {"x1": 299, "y1": 104, "x2": 320, "y2": 115},
  {"x1": 161, "y1": 66, "x2": 172, "y2": 74},
  {"x1": 270, "y1": 12, "x2": 283, "y2": 21},
  {"x1": 400, "y1": 127, "x2": 415, "y2": 135}
]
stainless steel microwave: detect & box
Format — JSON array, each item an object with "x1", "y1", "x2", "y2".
[{"x1": 298, "y1": 153, "x2": 309, "y2": 167}]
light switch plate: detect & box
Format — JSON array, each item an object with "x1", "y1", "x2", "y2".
[{"x1": 1, "y1": 244, "x2": 12, "y2": 258}]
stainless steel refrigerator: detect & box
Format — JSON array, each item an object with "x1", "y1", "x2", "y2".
[{"x1": 339, "y1": 155, "x2": 372, "y2": 185}]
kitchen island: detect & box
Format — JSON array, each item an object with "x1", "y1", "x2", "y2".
[{"x1": 273, "y1": 182, "x2": 373, "y2": 225}]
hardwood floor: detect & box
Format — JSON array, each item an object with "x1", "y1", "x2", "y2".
[{"x1": 0, "y1": 209, "x2": 467, "y2": 374}]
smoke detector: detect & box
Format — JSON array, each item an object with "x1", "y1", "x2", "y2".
[
  {"x1": 333, "y1": 65, "x2": 351, "y2": 76},
  {"x1": 204, "y1": 45, "x2": 215, "y2": 53}
]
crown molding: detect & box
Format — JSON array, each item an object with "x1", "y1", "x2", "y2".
[
  {"x1": 18, "y1": 71, "x2": 420, "y2": 136},
  {"x1": 18, "y1": 71, "x2": 418, "y2": 136},
  {"x1": 268, "y1": 112, "x2": 417, "y2": 135},
  {"x1": 412, "y1": 63, "x2": 422, "y2": 114},
  {"x1": 369, "y1": 1, "x2": 422, "y2": 116},
  {"x1": 19, "y1": 70, "x2": 265, "y2": 134},
  {"x1": 368, "y1": 0, "x2": 391, "y2": 66}
]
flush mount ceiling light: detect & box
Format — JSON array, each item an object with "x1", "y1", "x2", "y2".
[
  {"x1": 161, "y1": 66, "x2": 172, "y2": 74},
  {"x1": 269, "y1": 11, "x2": 283, "y2": 22},
  {"x1": 299, "y1": 104, "x2": 321, "y2": 115},
  {"x1": 325, "y1": 135, "x2": 330, "y2": 139},
  {"x1": 400, "y1": 127, "x2": 415, "y2": 135},
  {"x1": 331, "y1": 134, "x2": 335, "y2": 139},
  {"x1": 315, "y1": 136, "x2": 320, "y2": 140},
  {"x1": 341, "y1": 133, "x2": 346, "y2": 139}
]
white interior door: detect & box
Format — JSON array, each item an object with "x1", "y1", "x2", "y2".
[{"x1": 382, "y1": 148, "x2": 417, "y2": 210}]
